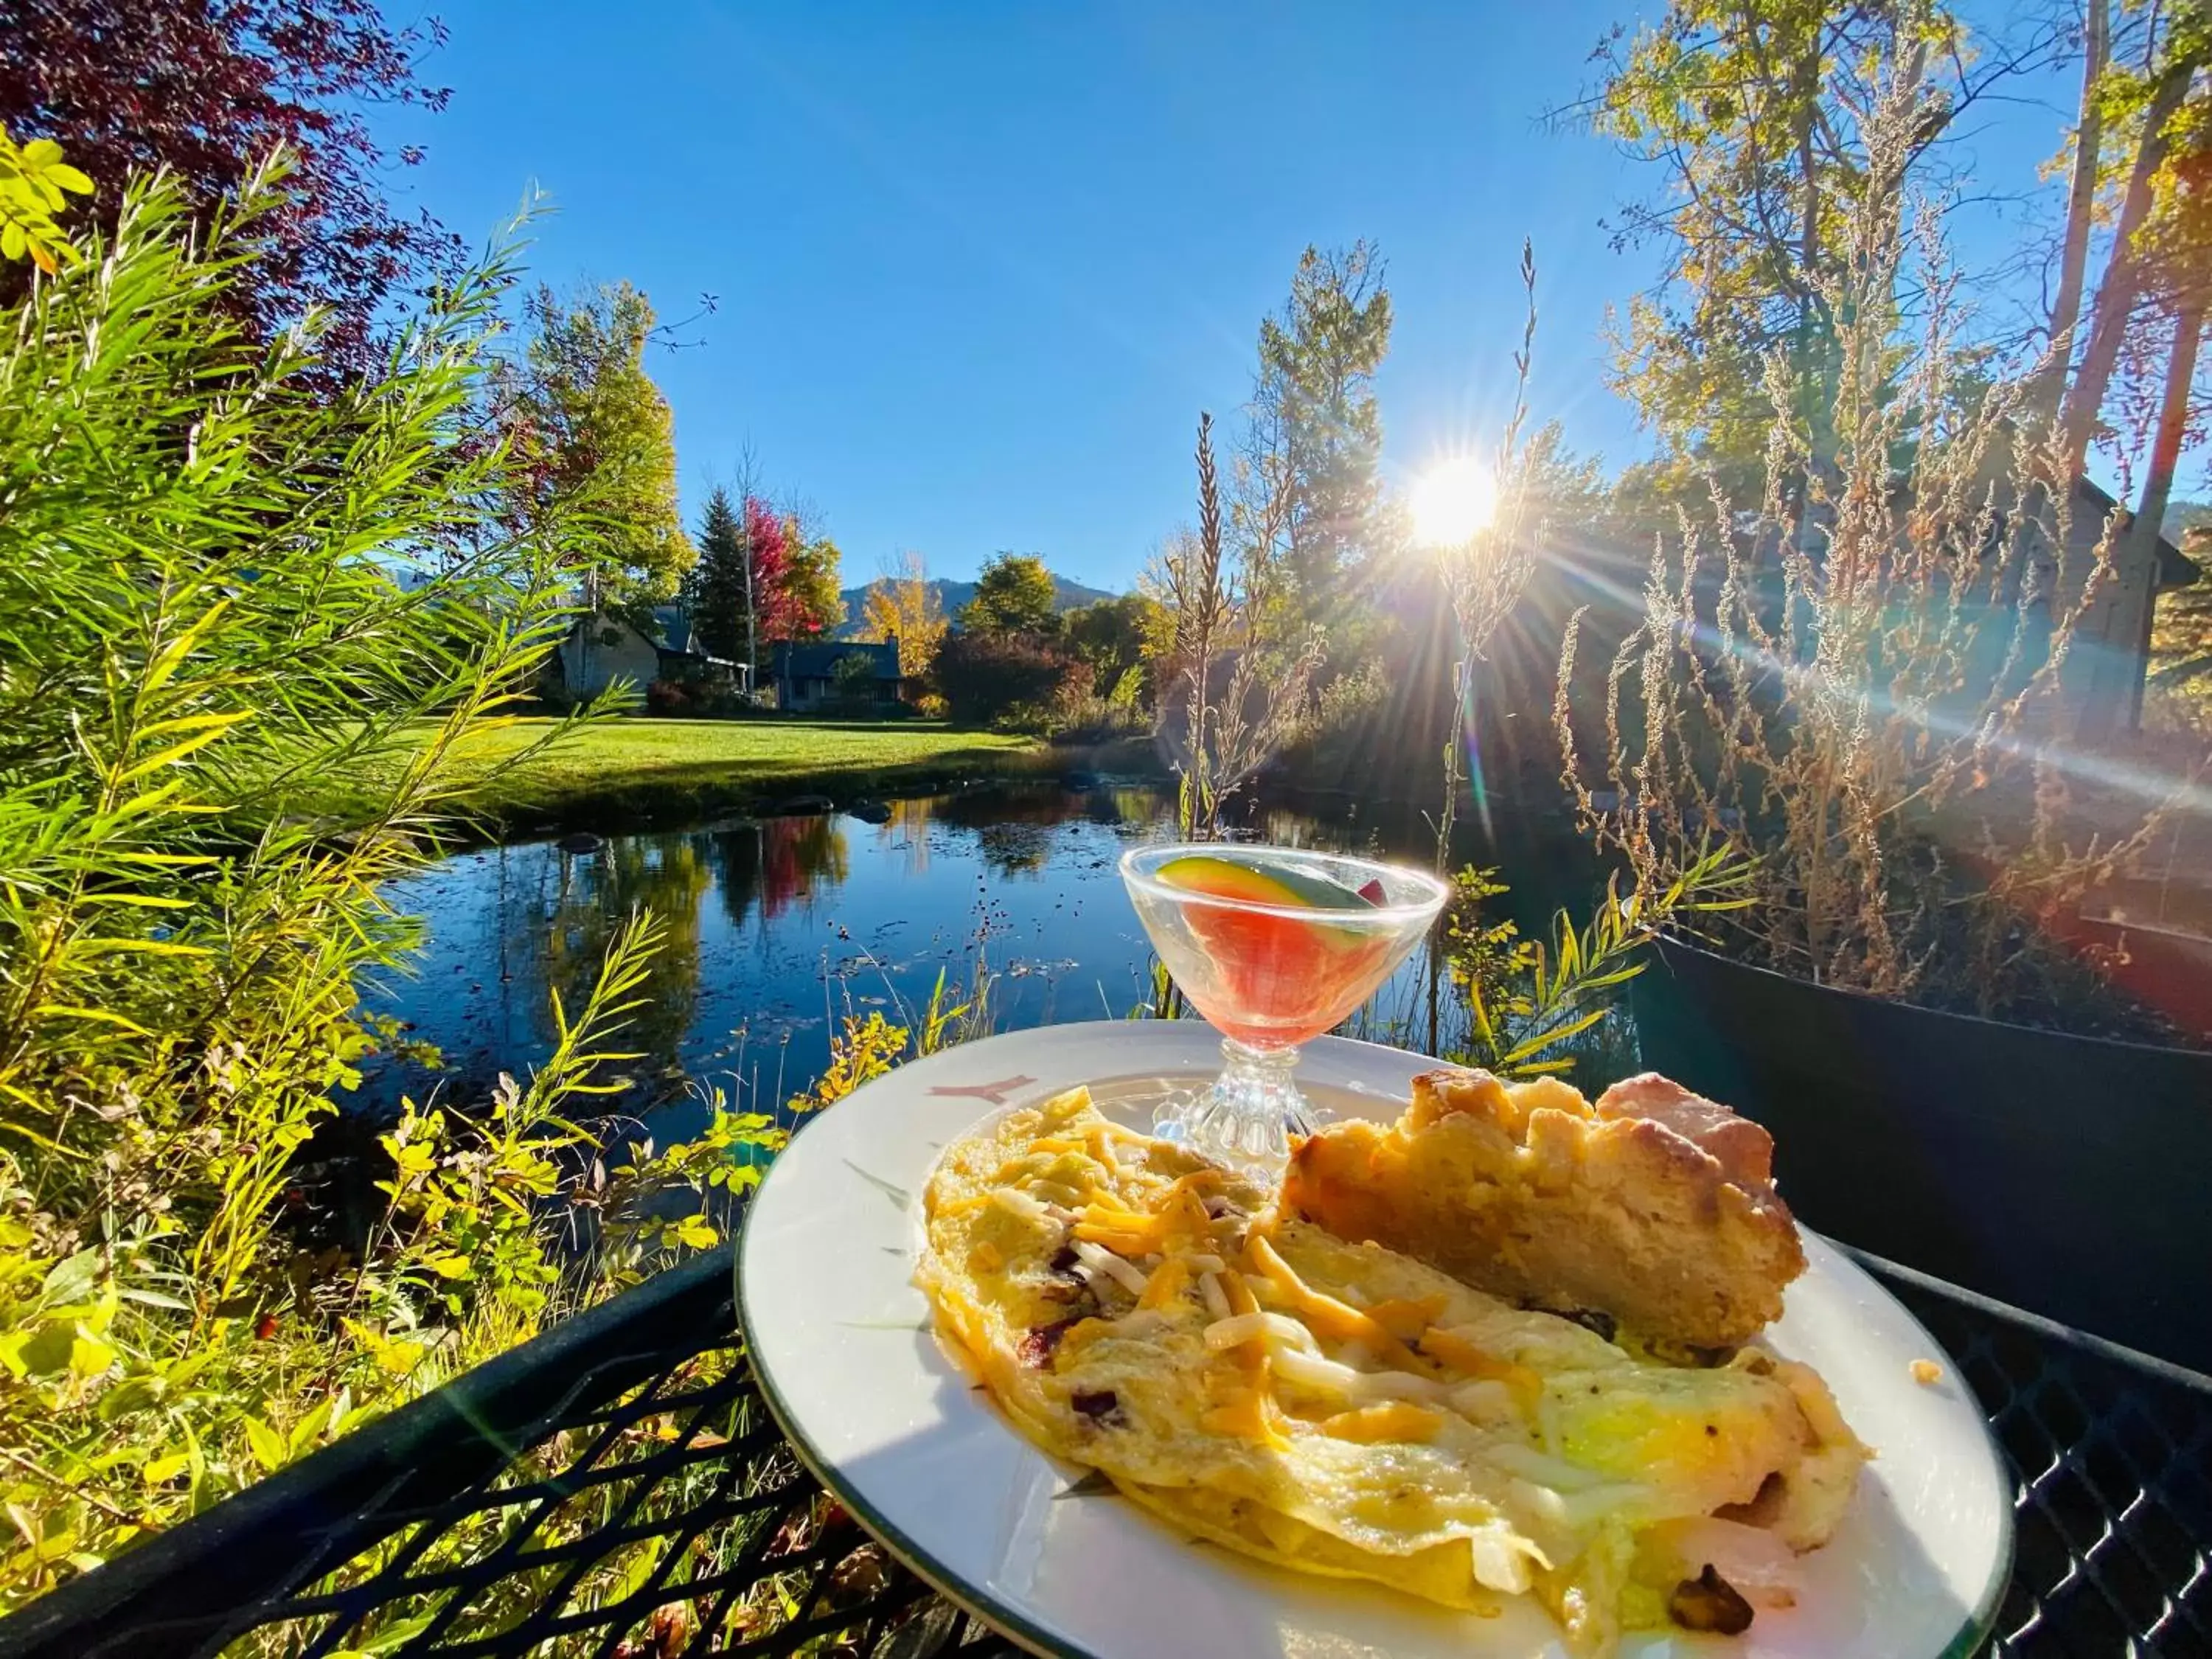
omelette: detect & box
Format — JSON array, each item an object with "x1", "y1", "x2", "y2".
[{"x1": 914, "y1": 1088, "x2": 1867, "y2": 1657}]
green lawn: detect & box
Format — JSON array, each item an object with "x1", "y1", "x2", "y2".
[{"x1": 425, "y1": 717, "x2": 1049, "y2": 830}]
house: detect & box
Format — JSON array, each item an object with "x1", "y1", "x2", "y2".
[
  {"x1": 557, "y1": 606, "x2": 745, "y2": 697},
  {"x1": 2061, "y1": 477, "x2": 2200, "y2": 736},
  {"x1": 771, "y1": 637, "x2": 905, "y2": 712}
]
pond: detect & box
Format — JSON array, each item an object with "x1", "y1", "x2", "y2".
[{"x1": 349, "y1": 779, "x2": 1618, "y2": 1146}]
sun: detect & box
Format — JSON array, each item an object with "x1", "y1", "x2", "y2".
[{"x1": 1411, "y1": 458, "x2": 1498, "y2": 547}]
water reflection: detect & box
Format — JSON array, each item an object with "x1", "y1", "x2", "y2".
[
  {"x1": 700, "y1": 815, "x2": 851, "y2": 930},
  {"x1": 352, "y1": 781, "x2": 1600, "y2": 1144}
]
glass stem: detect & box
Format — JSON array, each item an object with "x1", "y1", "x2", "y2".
[{"x1": 1156, "y1": 1038, "x2": 1315, "y2": 1177}]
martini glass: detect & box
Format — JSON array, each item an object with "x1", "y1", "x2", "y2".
[{"x1": 1119, "y1": 844, "x2": 1449, "y2": 1176}]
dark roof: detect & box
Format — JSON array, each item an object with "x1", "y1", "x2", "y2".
[
  {"x1": 2076, "y1": 478, "x2": 2200, "y2": 590},
  {"x1": 651, "y1": 606, "x2": 698, "y2": 655},
  {"x1": 566, "y1": 608, "x2": 700, "y2": 654},
  {"x1": 772, "y1": 639, "x2": 902, "y2": 681}
]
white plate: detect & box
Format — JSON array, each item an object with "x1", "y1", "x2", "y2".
[{"x1": 738, "y1": 1021, "x2": 2012, "y2": 1658}]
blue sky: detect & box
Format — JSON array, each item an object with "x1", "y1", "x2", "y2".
[{"x1": 375, "y1": 2, "x2": 2097, "y2": 591}]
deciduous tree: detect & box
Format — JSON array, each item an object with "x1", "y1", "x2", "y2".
[
  {"x1": 961, "y1": 552, "x2": 1060, "y2": 635},
  {"x1": 860, "y1": 550, "x2": 948, "y2": 675},
  {"x1": 0, "y1": 0, "x2": 463, "y2": 371},
  {"x1": 1568, "y1": 1, "x2": 2071, "y2": 487},
  {"x1": 1063, "y1": 593, "x2": 1165, "y2": 709},
  {"x1": 495, "y1": 281, "x2": 695, "y2": 617},
  {"x1": 744, "y1": 493, "x2": 801, "y2": 644},
  {"x1": 776, "y1": 508, "x2": 845, "y2": 639}
]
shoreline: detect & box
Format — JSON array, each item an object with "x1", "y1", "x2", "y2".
[{"x1": 435, "y1": 719, "x2": 1166, "y2": 847}]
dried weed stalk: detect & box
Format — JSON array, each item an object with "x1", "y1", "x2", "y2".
[
  {"x1": 1555, "y1": 63, "x2": 2189, "y2": 1018},
  {"x1": 1433, "y1": 240, "x2": 1543, "y2": 870},
  {"x1": 1151, "y1": 411, "x2": 1325, "y2": 838}
]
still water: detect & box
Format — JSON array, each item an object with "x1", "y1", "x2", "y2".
[{"x1": 352, "y1": 781, "x2": 1605, "y2": 1144}]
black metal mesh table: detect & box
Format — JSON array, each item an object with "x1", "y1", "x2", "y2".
[{"x1": 3, "y1": 1243, "x2": 2207, "y2": 1659}]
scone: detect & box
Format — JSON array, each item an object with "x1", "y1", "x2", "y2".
[{"x1": 1281, "y1": 1068, "x2": 1804, "y2": 1352}]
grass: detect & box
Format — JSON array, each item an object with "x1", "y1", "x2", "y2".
[{"x1": 378, "y1": 716, "x2": 1127, "y2": 836}]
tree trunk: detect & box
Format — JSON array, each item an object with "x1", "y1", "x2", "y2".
[
  {"x1": 2121, "y1": 302, "x2": 2205, "y2": 728},
  {"x1": 2060, "y1": 52, "x2": 2199, "y2": 476},
  {"x1": 2041, "y1": 0, "x2": 2109, "y2": 417},
  {"x1": 1796, "y1": 46, "x2": 1824, "y2": 473}
]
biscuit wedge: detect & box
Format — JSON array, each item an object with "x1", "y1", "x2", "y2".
[{"x1": 1282, "y1": 1069, "x2": 1805, "y2": 1352}]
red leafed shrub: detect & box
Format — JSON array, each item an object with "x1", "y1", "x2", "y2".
[{"x1": 932, "y1": 631, "x2": 1092, "y2": 731}]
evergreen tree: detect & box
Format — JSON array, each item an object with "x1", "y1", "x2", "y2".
[{"x1": 685, "y1": 485, "x2": 750, "y2": 662}]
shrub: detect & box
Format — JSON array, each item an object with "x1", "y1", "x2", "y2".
[
  {"x1": 829, "y1": 649, "x2": 886, "y2": 714},
  {"x1": 931, "y1": 629, "x2": 1091, "y2": 731},
  {"x1": 644, "y1": 676, "x2": 693, "y2": 715},
  {"x1": 0, "y1": 161, "x2": 774, "y2": 1610}
]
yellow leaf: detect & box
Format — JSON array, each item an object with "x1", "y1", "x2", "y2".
[
  {"x1": 142, "y1": 1452, "x2": 192, "y2": 1486},
  {"x1": 118, "y1": 724, "x2": 240, "y2": 782},
  {"x1": 244, "y1": 1416, "x2": 285, "y2": 1474},
  {"x1": 33, "y1": 1004, "x2": 151, "y2": 1035},
  {"x1": 373, "y1": 1338, "x2": 428, "y2": 1377},
  {"x1": 136, "y1": 710, "x2": 252, "y2": 740},
  {"x1": 69, "y1": 1329, "x2": 116, "y2": 1378}
]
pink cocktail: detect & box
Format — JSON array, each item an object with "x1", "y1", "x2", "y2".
[{"x1": 1120, "y1": 844, "x2": 1448, "y2": 1173}]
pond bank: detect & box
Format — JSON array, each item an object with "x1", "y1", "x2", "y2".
[{"x1": 431, "y1": 718, "x2": 1164, "y2": 843}]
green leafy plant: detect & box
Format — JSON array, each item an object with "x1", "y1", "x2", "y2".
[
  {"x1": 1443, "y1": 846, "x2": 1756, "y2": 1078},
  {"x1": 0, "y1": 155, "x2": 779, "y2": 1608}
]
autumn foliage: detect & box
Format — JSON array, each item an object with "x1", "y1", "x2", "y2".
[
  {"x1": 744, "y1": 494, "x2": 804, "y2": 641},
  {"x1": 0, "y1": 0, "x2": 463, "y2": 369}
]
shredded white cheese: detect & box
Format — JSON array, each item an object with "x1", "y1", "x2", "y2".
[
  {"x1": 1198, "y1": 1271, "x2": 1231, "y2": 1323},
  {"x1": 1486, "y1": 1442, "x2": 1613, "y2": 1492},
  {"x1": 1071, "y1": 1239, "x2": 1150, "y2": 1298},
  {"x1": 990, "y1": 1186, "x2": 1051, "y2": 1224},
  {"x1": 1203, "y1": 1312, "x2": 1274, "y2": 1352},
  {"x1": 1447, "y1": 1380, "x2": 1520, "y2": 1428},
  {"x1": 1554, "y1": 1484, "x2": 1655, "y2": 1529},
  {"x1": 1469, "y1": 1525, "x2": 1548, "y2": 1595},
  {"x1": 1272, "y1": 1346, "x2": 1448, "y2": 1405}
]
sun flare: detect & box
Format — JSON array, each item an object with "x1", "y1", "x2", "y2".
[{"x1": 1411, "y1": 458, "x2": 1498, "y2": 547}]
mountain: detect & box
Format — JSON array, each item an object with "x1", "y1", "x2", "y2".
[
  {"x1": 2166, "y1": 501, "x2": 2211, "y2": 543},
  {"x1": 831, "y1": 574, "x2": 1119, "y2": 638}
]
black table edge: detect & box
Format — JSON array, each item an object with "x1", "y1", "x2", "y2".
[{"x1": 0, "y1": 1245, "x2": 739, "y2": 1659}]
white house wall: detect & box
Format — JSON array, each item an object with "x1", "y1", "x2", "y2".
[{"x1": 560, "y1": 623, "x2": 661, "y2": 697}]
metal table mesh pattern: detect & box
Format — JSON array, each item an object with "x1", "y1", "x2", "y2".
[{"x1": 3, "y1": 1248, "x2": 2207, "y2": 1659}]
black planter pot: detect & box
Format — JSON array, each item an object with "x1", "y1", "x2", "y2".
[{"x1": 1631, "y1": 938, "x2": 2212, "y2": 1374}]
